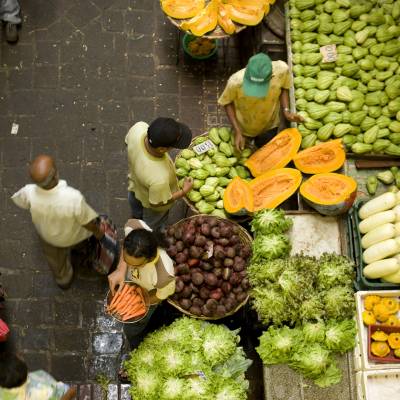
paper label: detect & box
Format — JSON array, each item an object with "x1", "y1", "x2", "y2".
[
  {"x1": 320, "y1": 44, "x2": 337, "y2": 63},
  {"x1": 193, "y1": 140, "x2": 215, "y2": 155},
  {"x1": 11, "y1": 123, "x2": 19, "y2": 135}
]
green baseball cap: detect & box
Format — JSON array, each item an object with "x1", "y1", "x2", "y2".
[{"x1": 243, "y1": 53, "x2": 273, "y2": 98}]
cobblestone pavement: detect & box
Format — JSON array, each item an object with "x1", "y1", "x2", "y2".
[{"x1": 0, "y1": 0, "x2": 246, "y2": 386}]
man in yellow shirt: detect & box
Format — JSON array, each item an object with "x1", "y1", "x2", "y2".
[
  {"x1": 218, "y1": 53, "x2": 304, "y2": 150},
  {"x1": 126, "y1": 118, "x2": 193, "y2": 230}
]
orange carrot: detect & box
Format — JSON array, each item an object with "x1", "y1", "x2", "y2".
[
  {"x1": 111, "y1": 285, "x2": 130, "y2": 307},
  {"x1": 137, "y1": 287, "x2": 145, "y2": 306},
  {"x1": 122, "y1": 308, "x2": 146, "y2": 321},
  {"x1": 108, "y1": 290, "x2": 122, "y2": 310}
]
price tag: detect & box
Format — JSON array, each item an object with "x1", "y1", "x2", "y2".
[
  {"x1": 192, "y1": 140, "x2": 215, "y2": 155},
  {"x1": 11, "y1": 123, "x2": 19, "y2": 135},
  {"x1": 320, "y1": 44, "x2": 337, "y2": 63}
]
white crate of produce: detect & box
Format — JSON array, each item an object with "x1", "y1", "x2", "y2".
[
  {"x1": 356, "y1": 369, "x2": 400, "y2": 400},
  {"x1": 355, "y1": 290, "x2": 400, "y2": 371}
]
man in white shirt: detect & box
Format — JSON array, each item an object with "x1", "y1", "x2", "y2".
[{"x1": 11, "y1": 155, "x2": 105, "y2": 289}]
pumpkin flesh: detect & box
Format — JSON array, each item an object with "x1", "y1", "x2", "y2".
[
  {"x1": 245, "y1": 128, "x2": 302, "y2": 177},
  {"x1": 225, "y1": 2, "x2": 265, "y2": 25},
  {"x1": 218, "y1": 3, "x2": 236, "y2": 35},
  {"x1": 223, "y1": 176, "x2": 253, "y2": 214},
  {"x1": 181, "y1": 0, "x2": 218, "y2": 36},
  {"x1": 293, "y1": 139, "x2": 346, "y2": 174},
  {"x1": 161, "y1": 0, "x2": 205, "y2": 19},
  {"x1": 300, "y1": 173, "x2": 357, "y2": 205},
  {"x1": 249, "y1": 168, "x2": 302, "y2": 211}
]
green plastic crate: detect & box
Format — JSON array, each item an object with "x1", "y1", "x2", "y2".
[{"x1": 348, "y1": 200, "x2": 400, "y2": 291}]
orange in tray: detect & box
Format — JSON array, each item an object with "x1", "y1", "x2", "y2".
[{"x1": 107, "y1": 284, "x2": 147, "y2": 321}]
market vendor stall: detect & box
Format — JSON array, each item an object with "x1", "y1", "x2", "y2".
[
  {"x1": 286, "y1": 1, "x2": 400, "y2": 156},
  {"x1": 159, "y1": 0, "x2": 274, "y2": 63}
]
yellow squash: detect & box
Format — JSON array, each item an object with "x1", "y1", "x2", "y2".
[
  {"x1": 161, "y1": 0, "x2": 205, "y2": 19},
  {"x1": 371, "y1": 341, "x2": 390, "y2": 357},
  {"x1": 181, "y1": 0, "x2": 218, "y2": 36},
  {"x1": 371, "y1": 330, "x2": 388, "y2": 342},
  {"x1": 388, "y1": 333, "x2": 400, "y2": 349},
  {"x1": 364, "y1": 295, "x2": 381, "y2": 311}
]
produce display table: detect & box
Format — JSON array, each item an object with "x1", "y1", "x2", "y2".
[{"x1": 262, "y1": 212, "x2": 357, "y2": 400}]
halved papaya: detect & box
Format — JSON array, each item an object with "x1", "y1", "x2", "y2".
[
  {"x1": 180, "y1": 0, "x2": 218, "y2": 36},
  {"x1": 161, "y1": 0, "x2": 205, "y2": 19},
  {"x1": 293, "y1": 139, "x2": 346, "y2": 174},
  {"x1": 218, "y1": 3, "x2": 236, "y2": 35},
  {"x1": 245, "y1": 128, "x2": 302, "y2": 177},
  {"x1": 248, "y1": 168, "x2": 302, "y2": 211},
  {"x1": 223, "y1": 176, "x2": 253, "y2": 215}
]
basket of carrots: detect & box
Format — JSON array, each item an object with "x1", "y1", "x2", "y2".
[{"x1": 105, "y1": 282, "x2": 150, "y2": 323}]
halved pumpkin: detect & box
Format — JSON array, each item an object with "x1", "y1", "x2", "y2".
[
  {"x1": 181, "y1": 0, "x2": 218, "y2": 36},
  {"x1": 223, "y1": 176, "x2": 253, "y2": 215},
  {"x1": 299, "y1": 173, "x2": 357, "y2": 216},
  {"x1": 293, "y1": 139, "x2": 346, "y2": 174},
  {"x1": 161, "y1": 0, "x2": 205, "y2": 19},
  {"x1": 245, "y1": 128, "x2": 302, "y2": 177},
  {"x1": 248, "y1": 168, "x2": 302, "y2": 211}
]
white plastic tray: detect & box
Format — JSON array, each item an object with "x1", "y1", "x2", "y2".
[
  {"x1": 356, "y1": 369, "x2": 400, "y2": 400},
  {"x1": 355, "y1": 290, "x2": 400, "y2": 371}
]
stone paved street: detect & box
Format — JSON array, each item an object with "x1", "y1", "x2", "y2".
[{"x1": 0, "y1": 0, "x2": 247, "y2": 387}]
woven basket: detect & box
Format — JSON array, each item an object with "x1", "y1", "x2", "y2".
[
  {"x1": 167, "y1": 215, "x2": 252, "y2": 320},
  {"x1": 175, "y1": 132, "x2": 253, "y2": 221},
  {"x1": 105, "y1": 282, "x2": 151, "y2": 324}
]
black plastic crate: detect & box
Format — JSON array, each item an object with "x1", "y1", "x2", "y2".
[{"x1": 348, "y1": 200, "x2": 400, "y2": 291}]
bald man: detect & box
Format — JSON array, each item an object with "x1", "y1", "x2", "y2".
[{"x1": 11, "y1": 155, "x2": 105, "y2": 289}]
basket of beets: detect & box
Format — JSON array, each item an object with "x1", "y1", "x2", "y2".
[{"x1": 166, "y1": 215, "x2": 252, "y2": 319}]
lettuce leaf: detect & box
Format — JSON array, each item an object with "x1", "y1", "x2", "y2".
[
  {"x1": 325, "y1": 319, "x2": 356, "y2": 353},
  {"x1": 314, "y1": 361, "x2": 342, "y2": 388},
  {"x1": 251, "y1": 209, "x2": 293, "y2": 235},
  {"x1": 317, "y1": 253, "x2": 355, "y2": 291},
  {"x1": 303, "y1": 321, "x2": 326, "y2": 343},
  {"x1": 252, "y1": 234, "x2": 291, "y2": 261},
  {"x1": 323, "y1": 286, "x2": 355, "y2": 320},
  {"x1": 291, "y1": 344, "x2": 332, "y2": 379},
  {"x1": 257, "y1": 326, "x2": 303, "y2": 365},
  {"x1": 124, "y1": 317, "x2": 251, "y2": 398},
  {"x1": 202, "y1": 324, "x2": 238, "y2": 367}
]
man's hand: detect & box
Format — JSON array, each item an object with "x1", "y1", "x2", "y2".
[
  {"x1": 283, "y1": 110, "x2": 305, "y2": 123},
  {"x1": 234, "y1": 130, "x2": 246, "y2": 152},
  {"x1": 182, "y1": 177, "x2": 193, "y2": 194},
  {"x1": 84, "y1": 218, "x2": 105, "y2": 240},
  {"x1": 108, "y1": 264, "x2": 126, "y2": 296}
]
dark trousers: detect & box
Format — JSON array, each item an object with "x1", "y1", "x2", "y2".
[
  {"x1": 123, "y1": 304, "x2": 158, "y2": 349},
  {"x1": 127, "y1": 191, "x2": 169, "y2": 231},
  {"x1": 254, "y1": 127, "x2": 279, "y2": 148}
]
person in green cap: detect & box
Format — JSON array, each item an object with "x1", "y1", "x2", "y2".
[{"x1": 218, "y1": 53, "x2": 304, "y2": 151}]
